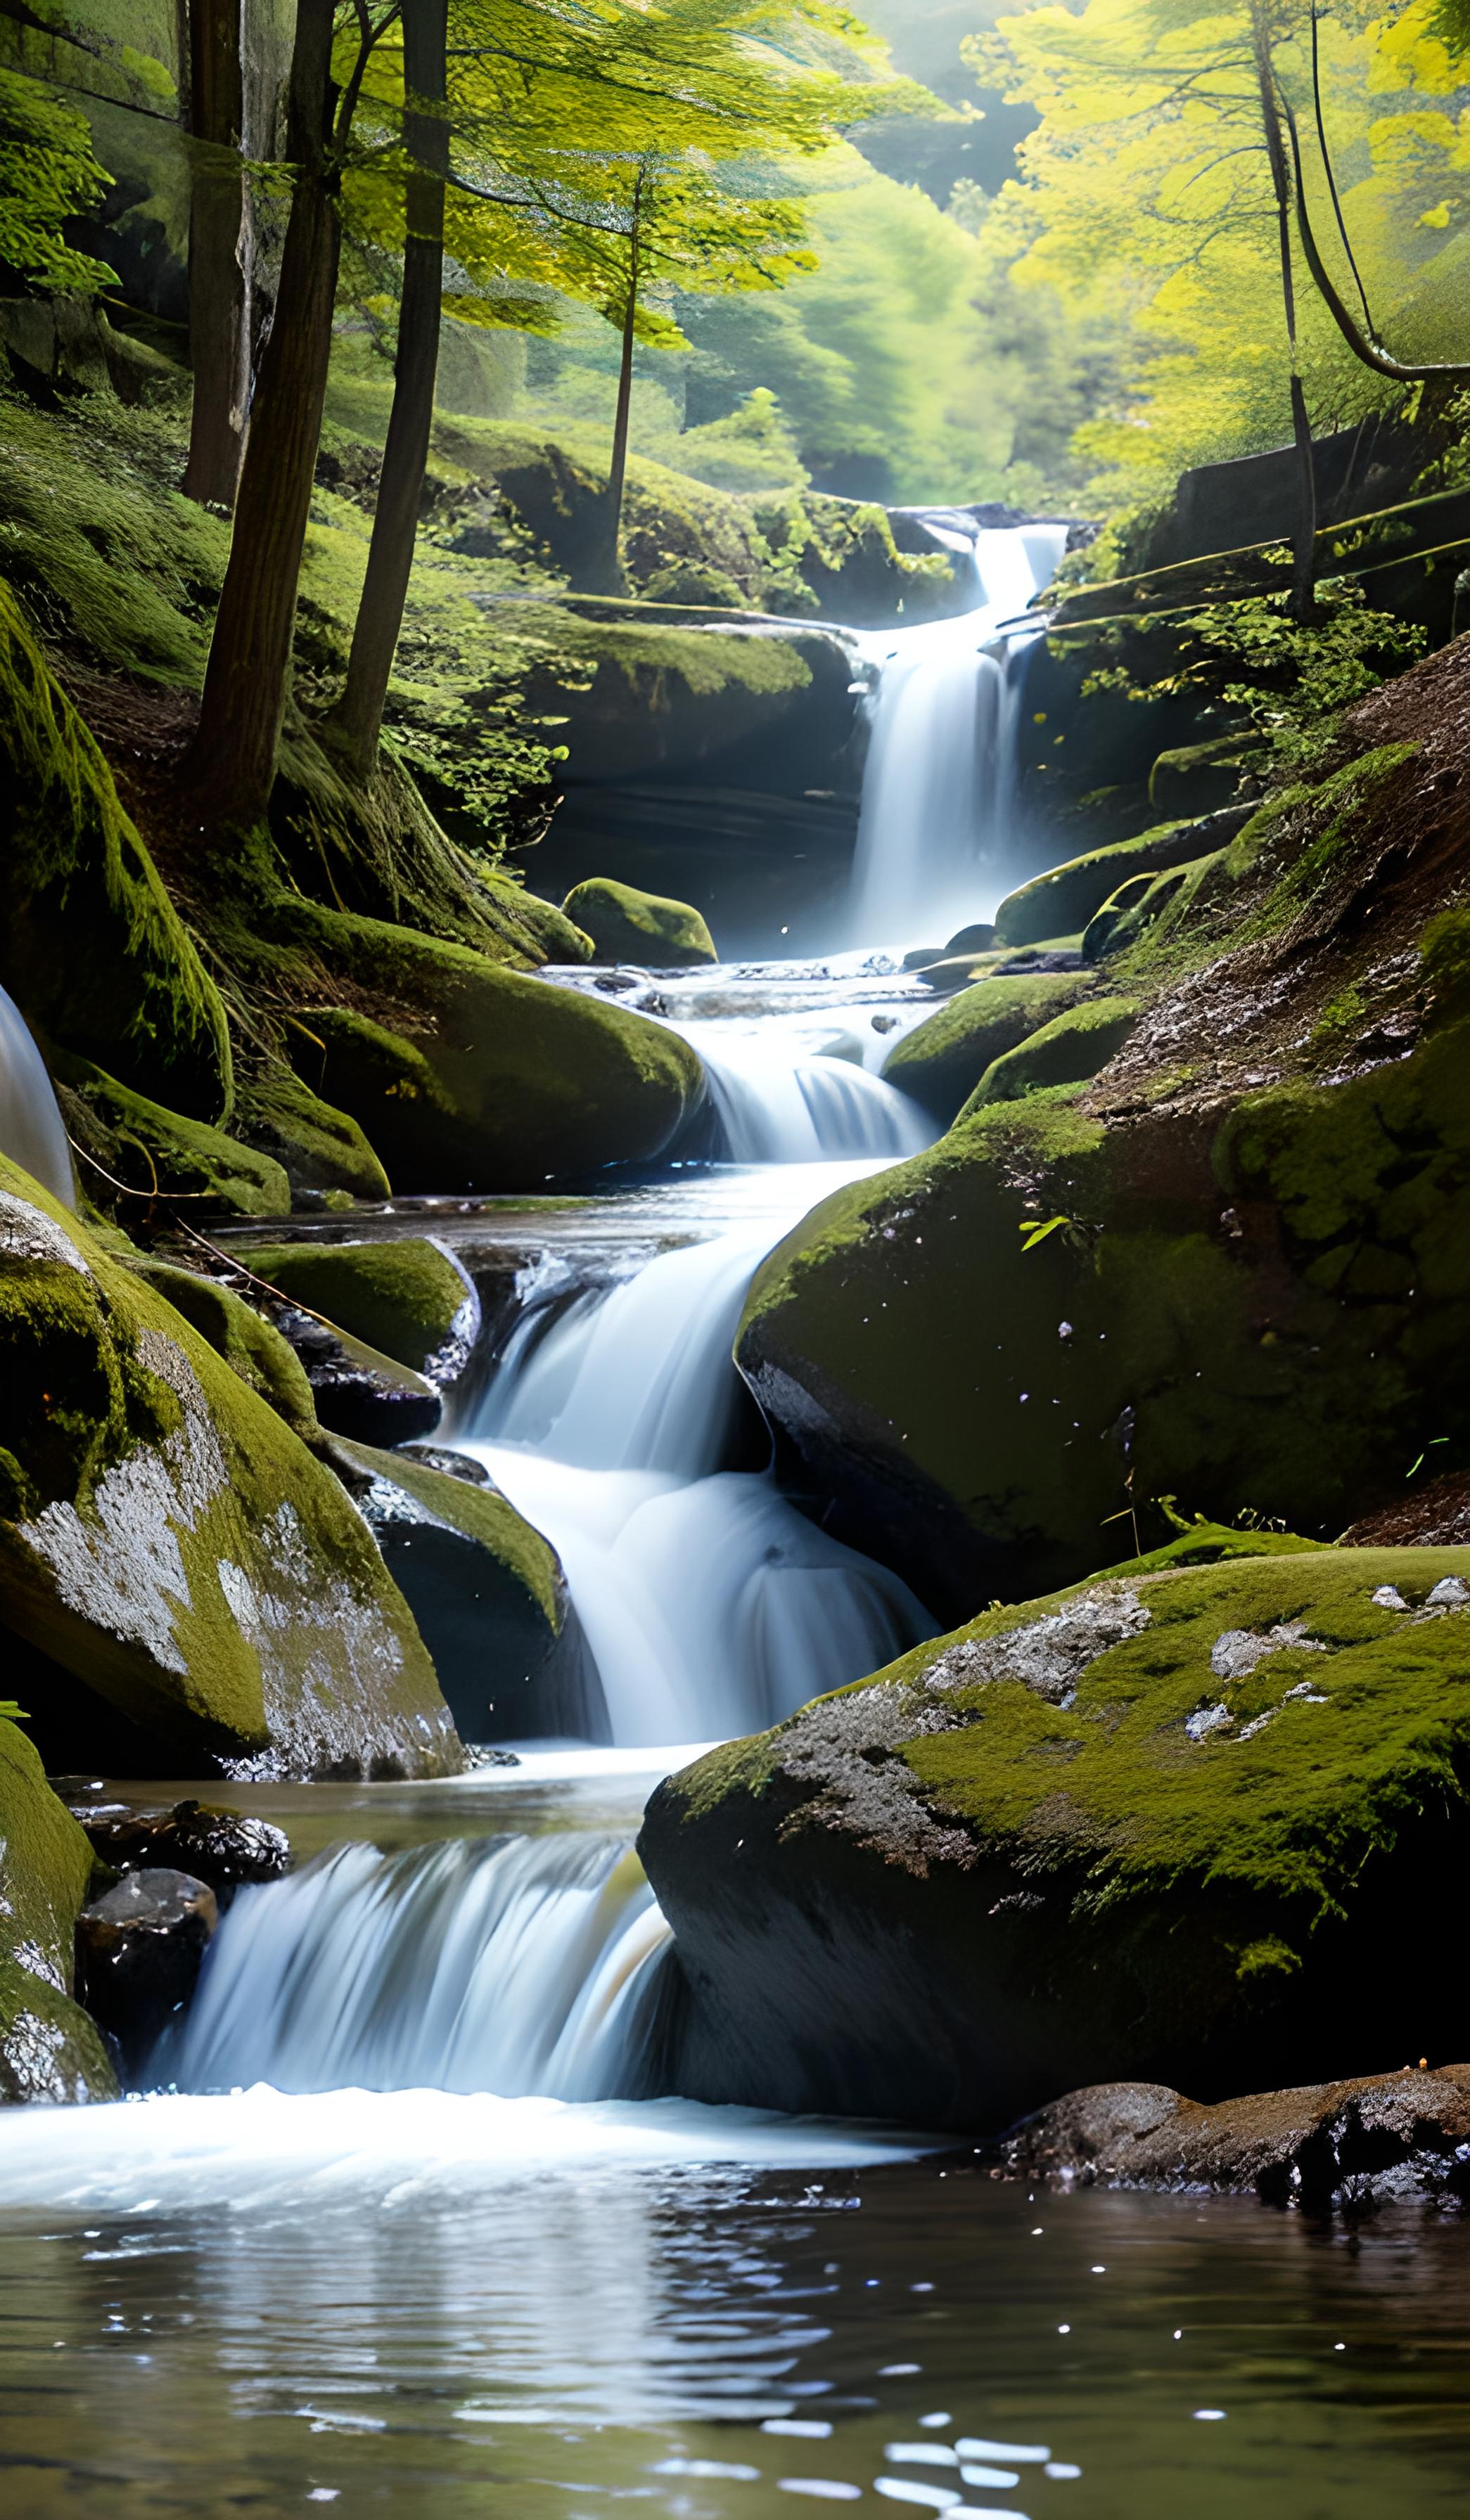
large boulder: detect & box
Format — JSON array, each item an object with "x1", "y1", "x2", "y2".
[
  {"x1": 640, "y1": 1545, "x2": 1470, "y2": 2130},
  {"x1": 563, "y1": 878, "x2": 718, "y2": 968},
  {"x1": 324, "y1": 1437, "x2": 601, "y2": 1744},
  {"x1": 268, "y1": 904, "x2": 705, "y2": 1191},
  {"x1": 0, "y1": 1714, "x2": 116, "y2": 2104},
  {"x1": 880, "y1": 972, "x2": 1092, "y2": 1124},
  {"x1": 57, "y1": 1057, "x2": 291, "y2": 1218},
  {"x1": 737, "y1": 693, "x2": 1470, "y2": 1622},
  {"x1": 0, "y1": 1156, "x2": 461, "y2": 1779},
  {"x1": 0, "y1": 581, "x2": 231, "y2": 1117}
]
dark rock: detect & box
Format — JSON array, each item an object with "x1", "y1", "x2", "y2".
[
  {"x1": 279, "y1": 1307, "x2": 442, "y2": 1445},
  {"x1": 945, "y1": 922, "x2": 996, "y2": 956},
  {"x1": 79, "y1": 1799, "x2": 290, "y2": 1897},
  {"x1": 990, "y1": 2064, "x2": 1470, "y2": 2213},
  {"x1": 902, "y1": 946, "x2": 946, "y2": 971},
  {"x1": 75, "y1": 1868, "x2": 218, "y2": 2071}
]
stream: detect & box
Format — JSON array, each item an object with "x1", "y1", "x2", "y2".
[{"x1": 2, "y1": 522, "x2": 1469, "y2": 2516}]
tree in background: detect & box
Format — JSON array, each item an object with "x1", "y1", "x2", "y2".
[{"x1": 180, "y1": 0, "x2": 253, "y2": 511}]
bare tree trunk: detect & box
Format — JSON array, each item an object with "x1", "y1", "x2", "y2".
[
  {"x1": 329, "y1": 0, "x2": 449, "y2": 778},
  {"x1": 182, "y1": 0, "x2": 250, "y2": 510},
  {"x1": 578, "y1": 172, "x2": 644, "y2": 595},
  {"x1": 186, "y1": 0, "x2": 341, "y2": 827},
  {"x1": 1251, "y1": 4, "x2": 1317, "y2": 622}
]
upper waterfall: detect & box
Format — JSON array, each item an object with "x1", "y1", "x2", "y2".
[
  {"x1": 847, "y1": 520, "x2": 1070, "y2": 951},
  {"x1": 0, "y1": 981, "x2": 74, "y2": 1207}
]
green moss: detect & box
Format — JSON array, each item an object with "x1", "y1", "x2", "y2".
[
  {"x1": 0, "y1": 579, "x2": 230, "y2": 1114},
  {"x1": 270, "y1": 900, "x2": 705, "y2": 1191},
  {"x1": 880, "y1": 972, "x2": 1092, "y2": 1124},
  {"x1": 0, "y1": 1714, "x2": 117, "y2": 2102},
  {"x1": 0, "y1": 1155, "x2": 458, "y2": 1778},
  {"x1": 563, "y1": 877, "x2": 717, "y2": 968},
  {"x1": 964, "y1": 996, "x2": 1140, "y2": 1112},
  {"x1": 231, "y1": 1060, "x2": 391, "y2": 1203},
  {"x1": 993, "y1": 822, "x2": 1210, "y2": 949},
  {"x1": 236, "y1": 1236, "x2": 470, "y2": 1377},
  {"x1": 124, "y1": 1259, "x2": 319, "y2": 1439},
  {"x1": 55, "y1": 1055, "x2": 289, "y2": 1216},
  {"x1": 329, "y1": 1436, "x2": 561, "y2": 1630}
]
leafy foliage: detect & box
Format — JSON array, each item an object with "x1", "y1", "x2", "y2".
[{"x1": 0, "y1": 63, "x2": 116, "y2": 292}]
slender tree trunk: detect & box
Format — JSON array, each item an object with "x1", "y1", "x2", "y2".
[
  {"x1": 329, "y1": 0, "x2": 449, "y2": 778},
  {"x1": 186, "y1": 0, "x2": 341, "y2": 827},
  {"x1": 580, "y1": 173, "x2": 643, "y2": 595},
  {"x1": 182, "y1": 0, "x2": 250, "y2": 509},
  {"x1": 1251, "y1": 5, "x2": 1317, "y2": 622}
]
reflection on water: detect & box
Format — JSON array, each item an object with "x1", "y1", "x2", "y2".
[{"x1": 1, "y1": 2145, "x2": 1468, "y2": 2519}]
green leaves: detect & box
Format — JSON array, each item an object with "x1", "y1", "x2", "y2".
[
  {"x1": 0, "y1": 67, "x2": 117, "y2": 295},
  {"x1": 1018, "y1": 1214, "x2": 1073, "y2": 1251},
  {"x1": 0, "y1": 1702, "x2": 29, "y2": 1724}
]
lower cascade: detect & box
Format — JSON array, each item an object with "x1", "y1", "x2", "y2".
[{"x1": 172, "y1": 1833, "x2": 672, "y2": 2102}]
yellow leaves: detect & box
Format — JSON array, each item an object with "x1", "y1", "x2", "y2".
[{"x1": 1420, "y1": 197, "x2": 1455, "y2": 223}]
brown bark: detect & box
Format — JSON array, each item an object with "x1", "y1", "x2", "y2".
[
  {"x1": 181, "y1": 0, "x2": 250, "y2": 511},
  {"x1": 185, "y1": 0, "x2": 341, "y2": 828},
  {"x1": 329, "y1": 0, "x2": 450, "y2": 777},
  {"x1": 1251, "y1": 6, "x2": 1317, "y2": 624},
  {"x1": 578, "y1": 171, "x2": 644, "y2": 596}
]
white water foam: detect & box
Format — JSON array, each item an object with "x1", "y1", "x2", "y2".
[
  {"x1": 0, "y1": 979, "x2": 74, "y2": 1206},
  {"x1": 848, "y1": 522, "x2": 1070, "y2": 951}
]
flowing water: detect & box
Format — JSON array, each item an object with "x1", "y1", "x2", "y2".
[
  {"x1": 0, "y1": 979, "x2": 74, "y2": 1207},
  {"x1": 4, "y1": 530, "x2": 1469, "y2": 2514}
]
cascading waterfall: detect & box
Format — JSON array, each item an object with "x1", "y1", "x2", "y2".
[
  {"x1": 848, "y1": 520, "x2": 1071, "y2": 951},
  {"x1": 173, "y1": 1834, "x2": 670, "y2": 2100},
  {"x1": 0, "y1": 979, "x2": 74, "y2": 1207},
  {"x1": 682, "y1": 1019, "x2": 928, "y2": 1163}
]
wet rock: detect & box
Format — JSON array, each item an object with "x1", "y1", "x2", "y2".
[
  {"x1": 881, "y1": 970, "x2": 1091, "y2": 1123},
  {"x1": 641, "y1": 1543, "x2": 1470, "y2": 2130},
  {"x1": 562, "y1": 878, "x2": 717, "y2": 968},
  {"x1": 234, "y1": 1235, "x2": 480, "y2": 1386},
  {"x1": 321, "y1": 1435, "x2": 608, "y2": 1744},
  {"x1": 0, "y1": 1713, "x2": 117, "y2": 2104},
  {"x1": 75, "y1": 1868, "x2": 217, "y2": 2069},
  {"x1": 990, "y1": 2063, "x2": 1470, "y2": 2213},
  {"x1": 275, "y1": 1308, "x2": 442, "y2": 1446},
  {"x1": 78, "y1": 1799, "x2": 290, "y2": 1897},
  {"x1": 0, "y1": 1157, "x2": 461, "y2": 1780}
]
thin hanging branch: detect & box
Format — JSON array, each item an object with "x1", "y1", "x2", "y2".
[
  {"x1": 1308, "y1": 1, "x2": 1374, "y2": 335},
  {"x1": 1282, "y1": 96, "x2": 1470, "y2": 382}
]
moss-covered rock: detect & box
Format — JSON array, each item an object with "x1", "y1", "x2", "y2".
[
  {"x1": 123, "y1": 1260, "x2": 320, "y2": 1441},
  {"x1": 234, "y1": 1236, "x2": 477, "y2": 1381},
  {"x1": 0, "y1": 1715, "x2": 117, "y2": 2104},
  {"x1": 323, "y1": 1438, "x2": 601, "y2": 1743},
  {"x1": 993, "y1": 819, "x2": 1234, "y2": 949},
  {"x1": 562, "y1": 878, "x2": 717, "y2": 968},
  {"x1": 231, "y1": 1062, "x2": 391, "y2": 1203},
  {"x1": 0, "y1": 581, "x2": 230, "y2": 1117},
  {"x1": 0, "y1": 1157, "x2": 461, "y2": 1780},
  {"x1": 269, "y1": 902, "x2": 706, "y2": 1190},
  {"x1": 640, "y1": 1545, "x2": 1470, "y2": 2129},
  {"x1": 880, "y1": 972, "x2": 1092, "y2": 1124},
  {"x1": 964, "y1": 996, "x2": 1141, "y2": 1112},
  {"x1": 56, "y1": 1057, "x2": 290, "y2": 1217}
]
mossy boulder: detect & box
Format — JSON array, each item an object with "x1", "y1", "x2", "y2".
[
  {"x1": 56, "y1": 1057, "x2": 290, "y2": 1218},
  {"x1": 323, "y1": 1438, "x2": 602, "y2": 1744},
  {"x1": 964, "y1": 996, "x2": 1140, "y2": 1112},
  {"x1": 0, "y1": 581, "x2": 230, "y2": 1117},
  {"x1": 736, "y1": 981, "x2": 1470, "y2": 1620},
  {"x1": 640, "y1": 1545, "x2": 1470, "y2": 2130},
  {"x1": 562, "y1": 878, "x2": 718, "y2": 968},
  {"x1": 993, "y1": 819, "x2": 1235, "y2": 950},
  {"x1": 123, "y1": 1260, "x2": 319, "y2": 1441},
  {"x1": 231, "y1": 1062, "x2": 391, "y2": 1203},
  {"x1": 0, "y1": 1715, "x2": 117, "y2": 2104},
  {"x1": 269, "y1": 902, "x2": 705, "y2": 1191},
  {"x1": 0, "y1": 1157, "x2": 461, "y2": 1780},
  {"x1": 234, "y1": 1236, "x2": 477, "y2": 1382},
  {"x1": 881, "y1": 972, "x2": 1094, "y2": 1124}
]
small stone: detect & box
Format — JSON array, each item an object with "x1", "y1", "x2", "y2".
[
  {"x1": 75, "y1": 1869, "x2": 218, "y2": 2074},
  {"x1": 1426, "y1": 1576, "x2": 1469, "y2": 1607},
  {"x1": 1372, "y1": 1585, "x2": 1410, "y2": 1611},
  {"x1": 1186, "y1": 1703, "x2": 1233, "y2": 1741}
]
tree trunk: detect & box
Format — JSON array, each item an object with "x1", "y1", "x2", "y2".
[
  {"x1": 1251, "y1": 6, "x2": 1317, "y2": 622},
  {"x1": 182, "y1": 0, "x2": 250, "y2": 510},
  {"x1": 578, "y1": 174, "x2": 643, "y2": 596},
  {"x1": 185, "y1": 0, "x2": 341, "y2": 827},
  {"x1": 328, "y1": 0, "x2": 449, "y2": 778}
]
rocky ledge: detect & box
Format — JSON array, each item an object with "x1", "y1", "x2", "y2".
[{"x1": 987, "y1": 2063, "x2": 1470, "y2": 2214}]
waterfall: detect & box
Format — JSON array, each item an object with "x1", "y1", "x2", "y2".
[
  {"x1": 464, "y1": 1221, "x2": 935, "y2": 1747},
  {"x1": 679, "y1": 1019, "x2": 928, "y2": 1164},
  {"x1": 848, "y1": 520, "x2": 1070, "y2": 951},
  {"x1": 0, "y1": 982, "x2": 74, "y2": 1207},
  {"x1": 171, "y1": 1833, "x2": 672, "y2": 2102}
]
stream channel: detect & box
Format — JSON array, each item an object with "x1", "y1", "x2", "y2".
[{"x1": 3, "y1": 531, "x2": 1470, "y2": 2517}]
